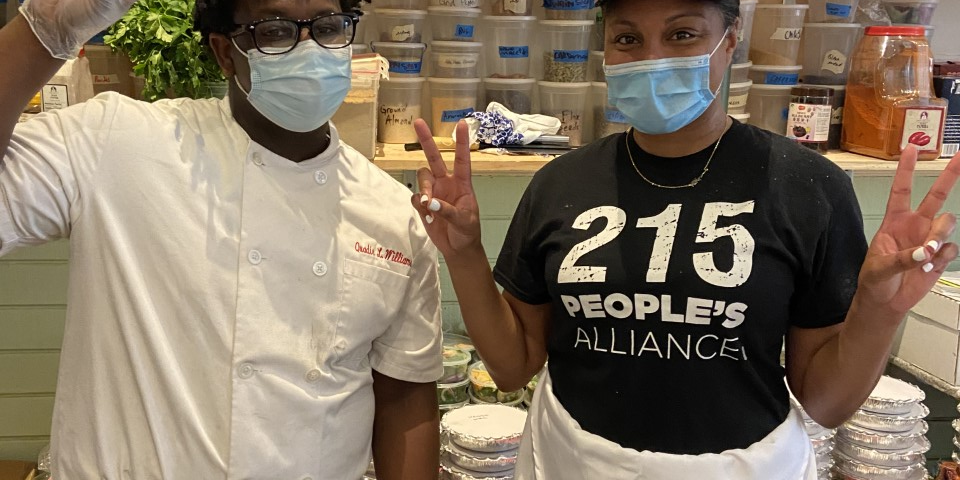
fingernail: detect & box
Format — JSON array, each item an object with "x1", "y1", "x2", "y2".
[
  {"x1": 923, "y1": 263, "x2": 934, "y2": 273},
  {"x1": 425, "y1": 215, "x2": 434, "y2": 224},
  {"x1": 927, "y1": 240, "x2": 941, "y2": 253},
  {"x1": 912, "y1": 247, "x2": 927, "y2": 262},
  {"x1": 429, "y1": 199, "x2": 441, "y2": 212},
  {"x1": 420, "y1": 195, "x2": 428, "y2": 205}
]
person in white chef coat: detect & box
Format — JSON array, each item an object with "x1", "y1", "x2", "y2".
[{"x1": 0, "y1": 0, "x2": 444, "y2": 479}]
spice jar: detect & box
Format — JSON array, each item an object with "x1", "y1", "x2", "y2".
[{"x1": 786, "y1": 86, "x2": 834, "y2": 153}]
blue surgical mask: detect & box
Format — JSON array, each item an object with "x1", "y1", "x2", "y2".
[
  {"x1": 604, "y1": 31, "x2": 728, "y2": 135},
  {"x1": 234, "y1": 41, "x2": 352, "y2": 133}
]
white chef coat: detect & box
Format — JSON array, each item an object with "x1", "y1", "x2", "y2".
[{"x1": 0, "y1": 92, "x2": 443, "y2": 480}]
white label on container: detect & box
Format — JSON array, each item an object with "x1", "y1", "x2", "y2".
[
  {"x1": 769, "y1": 28, "x2": 803, "y2": 41},
  {"x1": 505, "y1": 0, "x2": 526, "y2": 13},
  {"x1": 391, "y1": 24, "x2": 416, "y2": 42},
  {"x1": 831, "y1": 106, "x2": 843, "y2": 125},
  {"x1": 92, "y1": 74, "x2": 120, "y2": 85},
  {"x1": 41, "y1": 84, "x2": 69, "y2": 111},
  {"x1": 378, "y1": 103, "x2": 421, "y2": 143},
  {"x1": 820, "y1": 50, "x2": 847, "y2": 75},
  {"x1": 786, "y1": 103, "x2": 832, "y2": 142},
  {"x1": 900, "y1": 107, "x2": 945, "y2": 154},
  {"x1": 728, "y1": 93, "x2": 749, "y2": 111},
  {"x1": 437, "y1": 54, "x2": 479, "y2": 69}
]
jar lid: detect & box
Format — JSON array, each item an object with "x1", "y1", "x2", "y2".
[
  {"x1": 537, "y1": 81, "x2": 593, "y2": 89},
  {"x1": 371, "y1": 41, "x2": 428, "y2": 50},
  {"x1": 803, "y1": 83, "x2": 847, "y2": 91},
  {"x1": 428, "y1": 77, "x2": 482, "y2": 84},
  {"x1": 374, "y1": 8, "x2": 428, "y2": 18},
  {"x1": 483, "y1": 77, "x2": 537, "y2": 85},
  {"x1": 790, "y1": 86, "x2": 834, "y2": 97},
  {"x1": 865, "y1": 26, "x2": 925, "y2": 36}
]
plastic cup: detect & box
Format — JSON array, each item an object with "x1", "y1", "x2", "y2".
[
  {"x1": 375, "y1": 9, "x2": 428, "y2": 43},
  {"x1": 484, "y1": 16, "x2": 537, "y2": 79},
  {"x1": 428, "y1": 78, "x2": 481, "y2": 137},
  {"x1": 881, "y1": 0, "x2": 938, "y2": 25},
  {"x1": 483, "y1": 78, "x2": 536, "y2": 114},
  {"x1": 727, "y1": 80, "x2": 753, "y2": 114},
  {"x1": 428, "y1": 7, "x2": 481, "y2": 42},
  {"x1": 734, "y1": 0, "x2": 758, "y2": 64},
  {"x1": 803, "y1": 83, "x2": 845, "y2": 150},
  {"x1": 371, "y1": 42, "x2": 427, "y2": 77},
  {"x1": 731, "y1": 61, "x2": 753, "y2": 84},
  {"x1": 541, "y1": 20, "x2": 594, "y2": 83},
  {"x1": 748, "y1": 64, "x2": 801, "y2": 85},
  {"x1": 429, "y1": 0, "x2": 481, "y2": 7},
  {"x1": 807, "y1": 0, "x2": 860, "y2": 22},
  {"x1": 377, "y1": 0, "x2": 427, "y2": 8},
  {"x1": 429, "y1": 41, "x2": 482, "y2": 78},
  {"x1": 543, "y1": 0, "x2": 597, "y2": 20},
  {"x1": 489, "y1": 0, "x2": 534, "y2": 16},
  {"x1": 592, "y1": 82, "x2": 629, "y2": 139},
  {"x1": 539, "y1": 81, "x2": 591, "y2": 146},
  {"x1": 590, "y1": 51, "x2": 605, "y2": 82},
  {"x1": 378, "y1": 78, "x2": 426, "y2": 144},
  {"x1": 800, "y1": 23, "x2": 862, "y2": 85},
  {"x1": 750, "y1": 5, "x2": 809, "y2": 66},
  {"x1": 730, "y1": 112, "x2": 751, "y2": 124},
  {"x1": 745, "y1": 84, "x2": 793, "y2": 135}
]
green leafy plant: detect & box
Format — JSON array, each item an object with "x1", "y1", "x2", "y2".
[{"x1": 103, "y1": 0, "x2": 225, "y2": 101}]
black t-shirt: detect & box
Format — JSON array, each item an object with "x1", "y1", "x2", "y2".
[{"x1": 492, "y1": 121, "x2": 868, "y2": 455}]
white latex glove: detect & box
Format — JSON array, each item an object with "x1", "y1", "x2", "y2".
[{"x1": 21, "y1": 0, "x2": 137, "y2": 60}]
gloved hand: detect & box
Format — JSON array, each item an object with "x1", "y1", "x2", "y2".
[{"x1": 20, "y1": 0, "x2": 137, "y2": 60}]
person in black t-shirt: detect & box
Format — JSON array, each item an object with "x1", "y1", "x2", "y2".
[{"x1": 411, "y1": 0, "x2": 960, "y2": 478}]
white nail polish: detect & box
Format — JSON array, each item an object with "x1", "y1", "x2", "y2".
[
  {"x1": 420, "y1": 195, "x2": 428, "y2": 205},
  {"x1": 425, "y1": 215, "x2": 434, "y2": 224},
  {"x1": 912, "y1": 247, "x2": 927, "y2": 262},
  {"x1": 429, "y1": 199, "x2": 441, "y2": 212},
  {"x1": 927, "y1": 240, "x2": 941, "y2": 253},
  {"x1": 923, "y1": 263, "x2": 934, "y2": 273}
]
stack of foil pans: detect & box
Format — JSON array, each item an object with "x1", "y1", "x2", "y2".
[
  {"x1": 440, "y1": 404, "x2": 526, "y2": 480},
  {"x1": 833, "y1": 376, "x2": 929, "y2": 480},
  {"x1": 793, "y1": 397, "x2": 835, "y2": 479}
]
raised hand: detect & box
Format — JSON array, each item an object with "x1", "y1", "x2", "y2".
[
  {"x1": 857, "y1": 146, "x2": 960, "y2": 317},
  {"x1": 20, "y1": 0, "x2": 138, "y2": 59},
  {"x1": 409, "y1": 119, "x2": 483, "y2": 260}
]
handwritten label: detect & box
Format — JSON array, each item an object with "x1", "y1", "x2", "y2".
[
  {"x1": 455, "y1": 24, "x2": 475, "y2": 39},
  {"x1": 821, "y1": 50, "x2": 847, "y2": 75},
  {"x1": 391, "y1": 24, "x2": 416, "y2": 42},
  {"x1": 389, "y1": 61, "x2": 422, "y2": 74},
  {"x1": 825, "y1": 2, "x2": 852, "y2": 17},
  {"x1": 499, "y1": 46, "x2": 529, "y2": 59},
  {"x1": 604, "y1": 108, "x2": 627, "y2": 124},
  {"x1": 437, "y1": 54, "x2": 479, "y2": 69},
  {"x1": 764, "y1": 72, "x2": 799, "y2": 85},
  {"x1": 769, "y1": 27, "x2": 803, "y2": 41},
  {"x1": 900, "y1": 107, "x2": 946, "y2": 154},
  {"x1": 92, "y1": 74, "x2": 120, "y2": 85},
  {"x1": 554, "y1": 49, "x2": 589, "y2": 63},
  {"x1": 728, "y1": 93, "x2": 749, "y2": 111},
  {"x1": 504, "y1": 0, "x2": 526, "y2": 13},
  {"x1": 543, "y1": 0, "x2": 594, "y2": 10},
  {"x1": 437, "y1": 0, "x2": 480, "y2": 5},
  {"x1": 441, "y1": 108, "x2": 475, "y2": 123}
]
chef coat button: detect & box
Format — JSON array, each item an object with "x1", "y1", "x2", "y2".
[
  {"x1": 305, "y1": 369, "x2": 322, "y2": 383},
  {"x1": 336, "y1": 339, "x2": 347, "y2": 350},
  {"x1": 237, "y1": 363, "x2": 255, "y2": 379},
  {"x1": 312, "y1": 261, "x2": 327, "y2": 277},
  {"x1": 248, "y1": 250, "x2": 263, "y2": 265},
  {"x1": 314, "y1": 170, "x2": 327, "y2": 185},
  {"x1": 252, "y1": 152, "x2": 264, "y2": 166}
]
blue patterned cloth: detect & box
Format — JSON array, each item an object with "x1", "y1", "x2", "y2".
[{"x1": 466, "y1": 111, "x2": 525, "y2": 146}]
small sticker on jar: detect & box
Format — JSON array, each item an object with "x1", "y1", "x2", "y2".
[
  {"x1": 900, "y1": 107, "x2": 945, "y2": 153},
  {"x1": 391, "y1": 24, "x2": 416, "y2": 42}
]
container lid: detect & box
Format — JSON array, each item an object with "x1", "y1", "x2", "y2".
[
  {"x1": 751, "y1": 64, "x2": 802, "y2": 71},
  {"x1": 382, "y1": 77, "x2": 428, "y2": 84},
  {"x1": 865, "y1": 25, "x2": 925, "y2": 36},
  {"x1": 803, "y1": 22, "x2": 863, "y2": 28},
  {"x1": 537, "y1": 81, "x2": 593, "y2": 89},
  {"x1": 732, "y1": 61, "x2": 753, "y2": 68},
  {"x1": 750, "y1": 83, "x2": 795, "y2": 91},
  {"x1": 730, "y1": 112, "x2": 751, "y2": 120},
  {"x1": 483, "y1": 15, "x2": 537, "y2": 22},
  {"x1": 431, "y1": 41, "x2": 484, "y2": 52},
  {"x1": 443, "y1": 333, "x2": 475, "y2": 352},
  {"x1": 539, "y1": 19, "x2": 596, "y2": 27},
  {"x1": 730, "y1": 80, "x2": 754, "y2": 89},
  {"x1": 443, "y1": 346, "x2": 472, "y2": 365},
  {"x1": 870, "y1": 376, "x2": 925, "y2": 403},
  {"x1": 755, "y1": 3, "x2": 809, "y2": 8},
  {"x1": 469, "y1": 361, "x2": 496, "y2": 388},
  {"x1": 893, "y1": 23, "x2": 934, "y2": 31},
  {"x1": 439, "y1": 399, "x2": 470, "y2": 411},
  {"x1": 483, "y1": 77, "x2": 537, "y2": 85},
  {"x1": 374, "y1": 8, "x2": 428, "y2": 18},
  {"x1": 590, "y1": 50, "x2": 604, "y2": 57},
  {"x1": 371, "y1": 41, "x2": 428, "y2": 50},
  {"x1": 428, "y1": 77, "x2": 482, "y2": 84},
  {"x1": 428, "y1": 6, "x2": 482, "y2": 16},
  {"x1": 803, "y1": 83, "x2": 847, "y2": 91},
  {"x1": 790, "y1": 86, "x2": 834, "y2": 97},
  {"x1": 468, "y1": 388, "x2": 525, "y2": 407},
  {"x1": 591, "y1": 81, "x2": 608, "y2": 89},
  {"x1": 441, "y1": 404, "x2": 527, "y2": 444},
  {"x1": 438, "y1": 377, "x2": 471, "y2": 389}
]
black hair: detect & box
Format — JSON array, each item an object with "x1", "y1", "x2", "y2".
[
  {"x1": 596, "y1": 0, "x2": 740, "y2": 29},
  {"x1": 194, "y1": 0, "x2": 371, "y2": 45}
]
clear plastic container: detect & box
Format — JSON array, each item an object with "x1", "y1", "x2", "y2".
[
  {"x1": 429, "y1": 0, "x2": 480, "y2": 7},
  {"x1": 371, "y1": 42, "x2": 427, "y2": 77},
  {"x1": 467, "y1": 361, "x2": 525, "y2": 404},
  {"x1": 731, "y1": 61, "x2": 753, "y2": 84},
  {"x1": 484, "y1": 16, "x2": 537, "y2": 79},
  {"x1": 748, "y1": 64, "x2": 801, "y2": 85},
  {"x1": 443, "y1": 332, "x2": 478, "y2": 363},
  {"x1": 749, "y1": 5, "x2": 809, "y2": 65},
  {"x1": 438, "y1": 378, "x2": 471, "y2": 405},
  {"x1": 734, "y1": 0, "x2": 758, "y2": 64},
  {"x1": 842, "y1": 26, "x2": 947, "y2": 160},
  {"x1": 489, "y1": 0, "x2": 533, "y2": 16},
  {"x1": 541, "y1": 20, "x2": 594, "y2": 83},
  {"x1": 592, "y1": 82, "x2": 630, "y2": 139},
  {"x1": 377, "y1": 0, "x2": 427, "y2": 8},
  {"x1": 441, "y1": 345, "x2": 473, "y2": 383},
  {"x1": 483, "y1": 77, "x2": 536, "y2": 114},
  {"x1": 539, "y1": 81, "x2": 591, "y2": 146},
  {"x1": 428, "y1": 7, "x2": 481, "y2": 42},
  {"x1": 377, "y1": 77, "x2": 426, "y2": 144},
  {"x1": 800, "y1": 23, "x2": 863, "y2": 85},
  {"x1": 807, "y1": 0, "x2": 860, "y2": 23},
  {"x1": 727, "y1": 80, "x2": 753, "y2": 114},
  {"x1": 590, "y1": 50, "x2": 605, "y2": 82},
  {"x1": 881, "y1": 0, "x2": 938, "y2": 25},
  {"x1": 543, "y1": 0, "x2": 597, "y2": 20},
  {"x1": 746, "y1": 84, "x2": 794, "y2": 135},
  {"x1": 429, "y1": 41, "x2": 482, "y2": 78},
  {"x1": 429, "y1": 77, "x2": 481, "y2": 137},
  {"x1": 375, "y1": 9, "x2": 428, "y2": 43}
]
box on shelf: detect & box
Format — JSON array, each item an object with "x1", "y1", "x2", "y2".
[
  {"x1": 893, "y1": 287, "x2": 960, "y2": 385},
  {"x1": 0, "y1": 461, "x2": 36, "y2": 480},
  {"x1": 84, "y1": 44, "x2": 135, "y2": 97},
  {"x1": 332, "y1": 54, "x2": 388, "y2": 159}
]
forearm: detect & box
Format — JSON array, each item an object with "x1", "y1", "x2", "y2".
[
  {"x1": 794, "y1": 296, "x2": 903, "y2": 427},
  {"x1": 372, "y1": 372, "x2": 440, "y2": 480},
  {"x1": 0, "y1": 16, "x2": 65, "y2": 151}
]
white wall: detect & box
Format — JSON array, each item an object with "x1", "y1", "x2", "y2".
[{"x1": 931, "y1": 0, "x2": 960, "y2": 61}]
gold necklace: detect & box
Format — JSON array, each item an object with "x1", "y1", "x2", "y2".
[{"x1": 624, "y1": 128, "x2": 725, "y2": 189}]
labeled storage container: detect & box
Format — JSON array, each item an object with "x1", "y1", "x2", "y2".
[
  {"x1": 490, "y1": 0, "x2": 532, "y2": 15},
  {"x1": 800, "y1": 23, "x2": 862, "y2": 85},
  {"x1": 590, "y1": 50, "x2": 605, "y2": 82},
  {"x1": 428, "y1": 7, "x2": 481, "y2": 42},
  {"x1": 749, "y1": 4, "x2": 809, "y2": 66},
  {"x1": 881, "y1": 0, "x2": 938, "y2": 25},
  {"x1": 429, "y1": 77, "x2": 481, "y2": 137},
  {"x1": 375, "y1": 9, "x2": 427, "y2": 43},
  {"x1": 748, "y1": 64, "x2": 801, "y2": 85},
  {"x1": 485, "y1": 16, "x2": 537, "y2": 79},
  {"x1": 785, "y1": 86, "x2": 834, "y2": 153},
  {"x1": 746, "y1": 84, "x2": 794, "y2": 135},
  {"x1": 541, "y1": 20, "x2": 594, "y2": 83},
  {"x1": 807, "y1": 0, "x2": 860, "y2": 23},
  {"x1": 731, "y1": 61, "x2": 752, "y2": 84},
  {"x1": 484, "y1": 78, "x2": 536, "y2": 114},
  {"x1": 377, "y1": 0, "x2": 427, "y2": 8},
  {"x1": 734, "y1": 0, "x2": 758, "y2": 64},
  {"x1": 430, "y1": 41, "x2": 482, "y2": 78},
  {"x1": 539, "y1": 81, "x2": 591, "y2": 146},
  {"x1": 727, "y1": 80, "x2": 753, "y2": 114},
  {"x1": 377, "y1": 77, "x2": 426, "y2": 144},
  {"x1": 841, "y1": 26, "x2": 947, "y2": 160},
  {"x1": 543, "y1": 0, "x2": 596, "y2": 21},
  {"x1": 430, "y1": 0, "x2": 480, "y2": 7},
  {"x1": 804, "y1": 83, "x2": 846, "y2": 150},
  {"x1": 372, "y1": 42, "x2": 427, "y2": 77},
  {"x1": 592, "y1": 82, "x2": 630, "y2": 138}
]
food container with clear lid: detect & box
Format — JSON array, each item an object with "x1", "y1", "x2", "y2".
[
  {"x1": 468, "y1": 361, "x2": 525, "y2": 404},
  {"x1": 442, "y1": 346, "x2": 473, "y2": 383},
  {"x1": 441, "y1": 404, "x2": 527, "y2": 453},
  {"x1": 439, "y1": 378, "x2": 472, "y2": 405}
]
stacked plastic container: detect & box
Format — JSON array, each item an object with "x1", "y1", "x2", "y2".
[
  {"x1": 440, "y1": 404, "x2": 526, "y2": 480},
  {"x1": 468, "y1": 361, "x2": 526, "y2": 409},
  {"x1": 440, "y1": 334, "x2": 480, "y2": 416},
  {"x1": 833, "y1": 376, "x2": 930, "y2": 480},
  {"x1": 744, "y1": 3, "x2": 807, "y2": 134},
  {"x1": 537, "y1": 17, "x2": 594, "y2": 146},
  {"x1": 790, "y1": 398, "x2": 836, "y2": 480}
]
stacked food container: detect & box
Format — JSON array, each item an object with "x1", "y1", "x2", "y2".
[
  {"x1": 833, "y1": 376, "x2": 930, "y2": 480},
  {"x1": 792, "y1": 398, "x2": 836, "y2": 480},
  {"x1": 728, "y1": 0, "x2": 756, "y2": 123},
  {"x1": 441, "y1": 404, "x2": 526, "y2": 480},
  {"x1": 482, "y1": 6, "x2": 537, "y2": 118},
  {"x1": 538, "y1": 18, "x2": 593, "y2": 146},
  {"x1": 744, "y1": 3, "x2": 808, "y2": 135},
  {"x1": 440, "y1": 334, "x2": 480, "y2": 416},
  {"x1": 468, "y1": 361, "x2": 525, "y2": 408}
]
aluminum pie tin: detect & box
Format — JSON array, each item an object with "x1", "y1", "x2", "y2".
[
  {"x1": 953, "y1": 435, "x2": 960, "y2": 452},
  {"x1": 834, "y1": 451, "x2": 927, "y2": 480},
  {"x1": 444, "y1": 442, "x2": 517, "y2": 474},
  {"x1": 441, "y1": 404, "x2": 527, "y2": 453},
  {"x1": 953, "y1": 418, "x2": 960, "y2": 433},
  {"x1": 838, "y1": 419, "x2": 928, "y2": 451},
  {"x1": 954, "y1": 451, "x2": 960, "y2": 463},
  {"x1": 814, "y1": 448, "x2": 833, "y2": 468},
  {"x1": 847, "y1": 402, "x2": 928, "y2": 433},
  {"x1": 440, "y1": 460, "x2": 514, "y2": 480},
  {"x1": 835, "y1": 436, "x2": 928, "y2": 468},
  {"x1": 861, "y1": 376, "x2": 925, "y2": 415}
]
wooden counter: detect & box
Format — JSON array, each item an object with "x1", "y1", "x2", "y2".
[{"x1": 373, "y1": 143, "x2": 954, "y2": 177}]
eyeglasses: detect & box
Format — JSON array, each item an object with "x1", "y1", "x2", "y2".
[{"x1": 232, "y1": 13, "x2": 359, "y2": 55}]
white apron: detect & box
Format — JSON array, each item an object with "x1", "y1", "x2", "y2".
[{"x1": 515, "y1": 371, "x2": 817, "y2": 480}]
